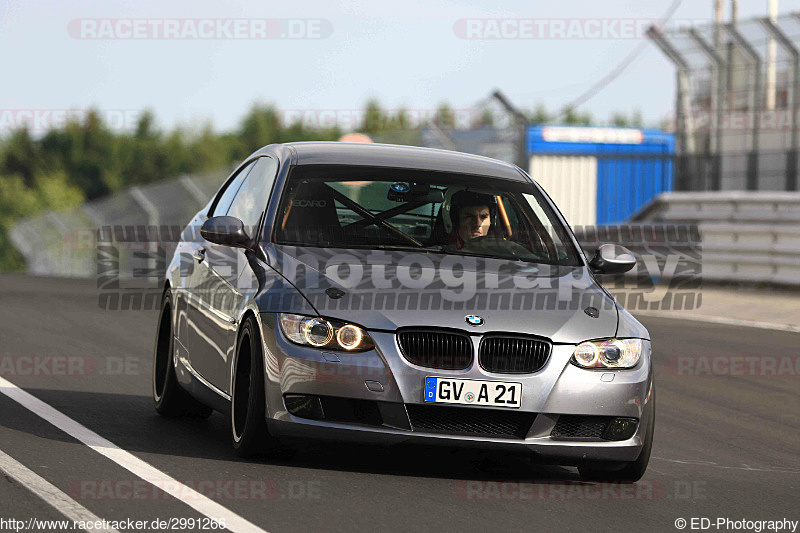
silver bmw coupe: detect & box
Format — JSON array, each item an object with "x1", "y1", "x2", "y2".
[{"x1": 153, "y1": 142, "x2": 654, "y2": 482}]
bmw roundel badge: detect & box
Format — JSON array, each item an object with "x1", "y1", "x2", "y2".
[
  {"x1": 465, "y1": 315, "x2": 484, "y2": 327},
  {"x1": 390, "y1": 182, "x2": 410, "y2": 193}
]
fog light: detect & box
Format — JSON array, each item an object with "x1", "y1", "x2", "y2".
[
  {"x1": 602, "y1": 417, "x2": 639, "y2": 441},
  {"x1": 284, "y1": 394, "x2": 324, "y2": 419}
]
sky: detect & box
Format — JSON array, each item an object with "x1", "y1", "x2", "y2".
[{"x1": 2, "y1": 0, "x2": 798, "y2": 134}]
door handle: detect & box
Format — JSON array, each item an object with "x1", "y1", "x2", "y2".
[{"x1": 193, "y1": 248, "x2": 206, "y2": 263}]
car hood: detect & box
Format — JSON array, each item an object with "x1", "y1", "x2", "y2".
[{"x1": 266, "y1": 245, "x2": 619, "y2": 344}]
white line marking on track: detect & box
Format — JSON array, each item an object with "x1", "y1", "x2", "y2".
[
  {"x1": 0, "y1": 449, "x2": 120, "y2": 533},
  {"x1": 652, "y1": 456, "x2": 800, "y2": 474},
  {"x1": 0, "y1": 376, "x2": 268, "y2": 533},
  {"x1": 633, "y1": 311, "x2": 800, "y2": 334}
]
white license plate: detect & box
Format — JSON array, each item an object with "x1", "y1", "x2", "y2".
[{"x1": 424, "y1": 377, "x2": 522, "y2": 408}]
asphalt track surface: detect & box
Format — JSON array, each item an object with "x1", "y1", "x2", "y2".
[{"x1": 0, "y1": 274, "x2": 797, "y2": 533}]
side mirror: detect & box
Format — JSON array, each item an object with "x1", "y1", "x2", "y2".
[
  {"x1": 200, "y1": 216, "x2": 251, "y2": 249},
  {"x1": 589, "y1": 243, "x2": 636, "y2": 274}
]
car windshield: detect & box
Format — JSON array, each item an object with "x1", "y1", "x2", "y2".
[{"x1": 273, "y1": 165, "x2": 582, "y2": 267}]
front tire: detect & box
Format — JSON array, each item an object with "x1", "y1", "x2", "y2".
[
  {"x1": 153, "y1": 290, "x2": 212, "y2": 418},
  {"x1": 231, "y1": 316, "x2": 288, "y2": 458}
]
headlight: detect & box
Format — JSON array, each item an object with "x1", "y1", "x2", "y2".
[
  {"x1": 279, "y1": 314, "x2": 374, "y2": 352},
  {"x1": 571, "y1": 339, "x2": 644, "y2": 369},
  {"x1": 303, "y1": 317, "x2": 334, "y2": 347},
  {"x1": 336, "y1": 324, "x2": 364, "y2": 350}
]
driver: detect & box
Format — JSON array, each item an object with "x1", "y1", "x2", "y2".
[{"x1": 449, "y1": 191, "x2": 495, "y2": 249}]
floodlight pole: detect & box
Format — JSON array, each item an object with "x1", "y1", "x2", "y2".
[
  {"x1": 491, "y1": 90, "x2": 530, "y2": 171},
  {"x1": 686, "y1": 28, "x2": 726, "y2": 190},
  {"x1": 761, "y1": 16, "x2": 800, "y2": 191},
  {"x1": 725, "y1": 23, "x2": 762, "y2": 191},
  {"x1": 647, "y1": 25, "x2": 695, "y2": 190}
]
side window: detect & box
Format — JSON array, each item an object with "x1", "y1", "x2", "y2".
[
  {"x1": 209, "y1": 160, "x2": 257, "y2": 217},
  {"x1": 226, "y1": 157, "x2": 279, "y2": 236}
]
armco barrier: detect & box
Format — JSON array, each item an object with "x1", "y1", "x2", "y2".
[
  {"x1": 630, "y1": 192, "x2": 800, "y2": 286},
  {"x1": 8, "y1": 169, "x2": 229, "y2": 279}
]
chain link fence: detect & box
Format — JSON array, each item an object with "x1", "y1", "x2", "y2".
[
  {"x1": 649, "y1": 13, "x2": 800, "y2": 191},
  {"x1": 9, "y1": 169, "x2": 230, "y2": 279}
]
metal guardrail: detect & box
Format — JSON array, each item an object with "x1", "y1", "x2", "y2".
[
  {"x1": 631, "y1": 191, "x2": 800, "y2": 286},
  {"x1": 8, "y1": 169, "x2": 229, "y2": 279}
]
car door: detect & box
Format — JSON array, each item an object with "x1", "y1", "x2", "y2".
[
  {"x1": 184, "y1": 159, "x2": 256, "y2": 390},
  {"x1": 188, "y1": 156, "x2": 279, "y2": 393}
]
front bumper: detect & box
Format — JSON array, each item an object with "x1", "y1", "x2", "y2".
[{"x1": 259, "y1": 313, "x2": 653, "y2": 464}]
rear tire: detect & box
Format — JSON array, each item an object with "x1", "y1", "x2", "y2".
[
  {"x1": 231, "y1": 317, "x2": 291, "y2": 458},
  {"x1": 578, "y1": 389, "x2": 655, "y2": 483},
  {"x1": 153, "y1": 290, "x2": 212, "y2": 419}
]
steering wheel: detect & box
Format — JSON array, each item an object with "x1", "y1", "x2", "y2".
[
  {"x1": 466, "y1": 235, "x2": 558, "y2": 263},
  {"x1": 461, "y1": 235, "x2": 523, "y2": 258}
]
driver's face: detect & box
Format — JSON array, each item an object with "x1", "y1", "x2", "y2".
[{"x1": 458, "y1": 205, "x2": 491, "y2": 241}]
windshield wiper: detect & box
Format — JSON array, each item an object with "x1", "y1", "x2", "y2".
[
  {"x1": 442, "y1": 247, "x2": 564, "y2": 265},
  {"x1": 340, "y1": 244, "x2": 447, "y2": 254}
]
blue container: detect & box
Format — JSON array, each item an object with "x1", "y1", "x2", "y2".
[{"x1": 527, "y1": 126, "x2": 674, "y2": 225}]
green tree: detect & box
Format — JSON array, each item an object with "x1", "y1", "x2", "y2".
[
  {"x1": 611, "y1": 112, "x2": 630, "y2": 127},
  {"x1": 564, "y1": 108, "x2": 592, "y2": 125},
  {"x1": 239, "y1": 104, "x2": 281, "y2": 154},
  {"x1": 528, "y1": 104, "x2": 550, "y2": 124},
  {"x1": 434, "y1": 103, "x2": 455, "y2": 129},
  {"x1": 360, "y1": 99, "x2": 385, "y2": 133},
  {"x1": 163, "y1": 129, "x2": 193, "y2": 176},
  {"x1": 190, "y1": 123, "x2": 231, "y2": 171},
  {"x1": 33, "y1": 169, "x2": 85, "y2": 210},
  {"x1": 55, "y1": 109, "x2": 118, "y2": 198},
  {"x1": 120, "y1": 110, "x2": 172, "y2": 185},
  {"x1": 632, "y1": 108, "x2": 643, "y2": 128},
  {"x1": 0, "y1": 174, "x2": 48, "y2": 270},
  {"x1": 382, "y1": 107, "x2": 410, "y2": 132},
  {"x1": 472, "y1": 108, "x2": 495, "y2": 129},
  {"x1": 1, "y1": 129, "x2": 40, "y2": 187}
]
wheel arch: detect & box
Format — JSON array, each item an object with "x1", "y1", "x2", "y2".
[
  {"x1": 230, "y1": 306, "x2": 267, "y2": 399},
  {"x1": 229, "y1": 304, "x2": 278, "y2": 434}
]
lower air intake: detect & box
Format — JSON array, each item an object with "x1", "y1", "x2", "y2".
[
  {"x1": 550, "y1": 415, "x2": 611, "y2": 439},
  {"x1": 406, "y1": 404, "x2": 535, "y2": 439}
]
